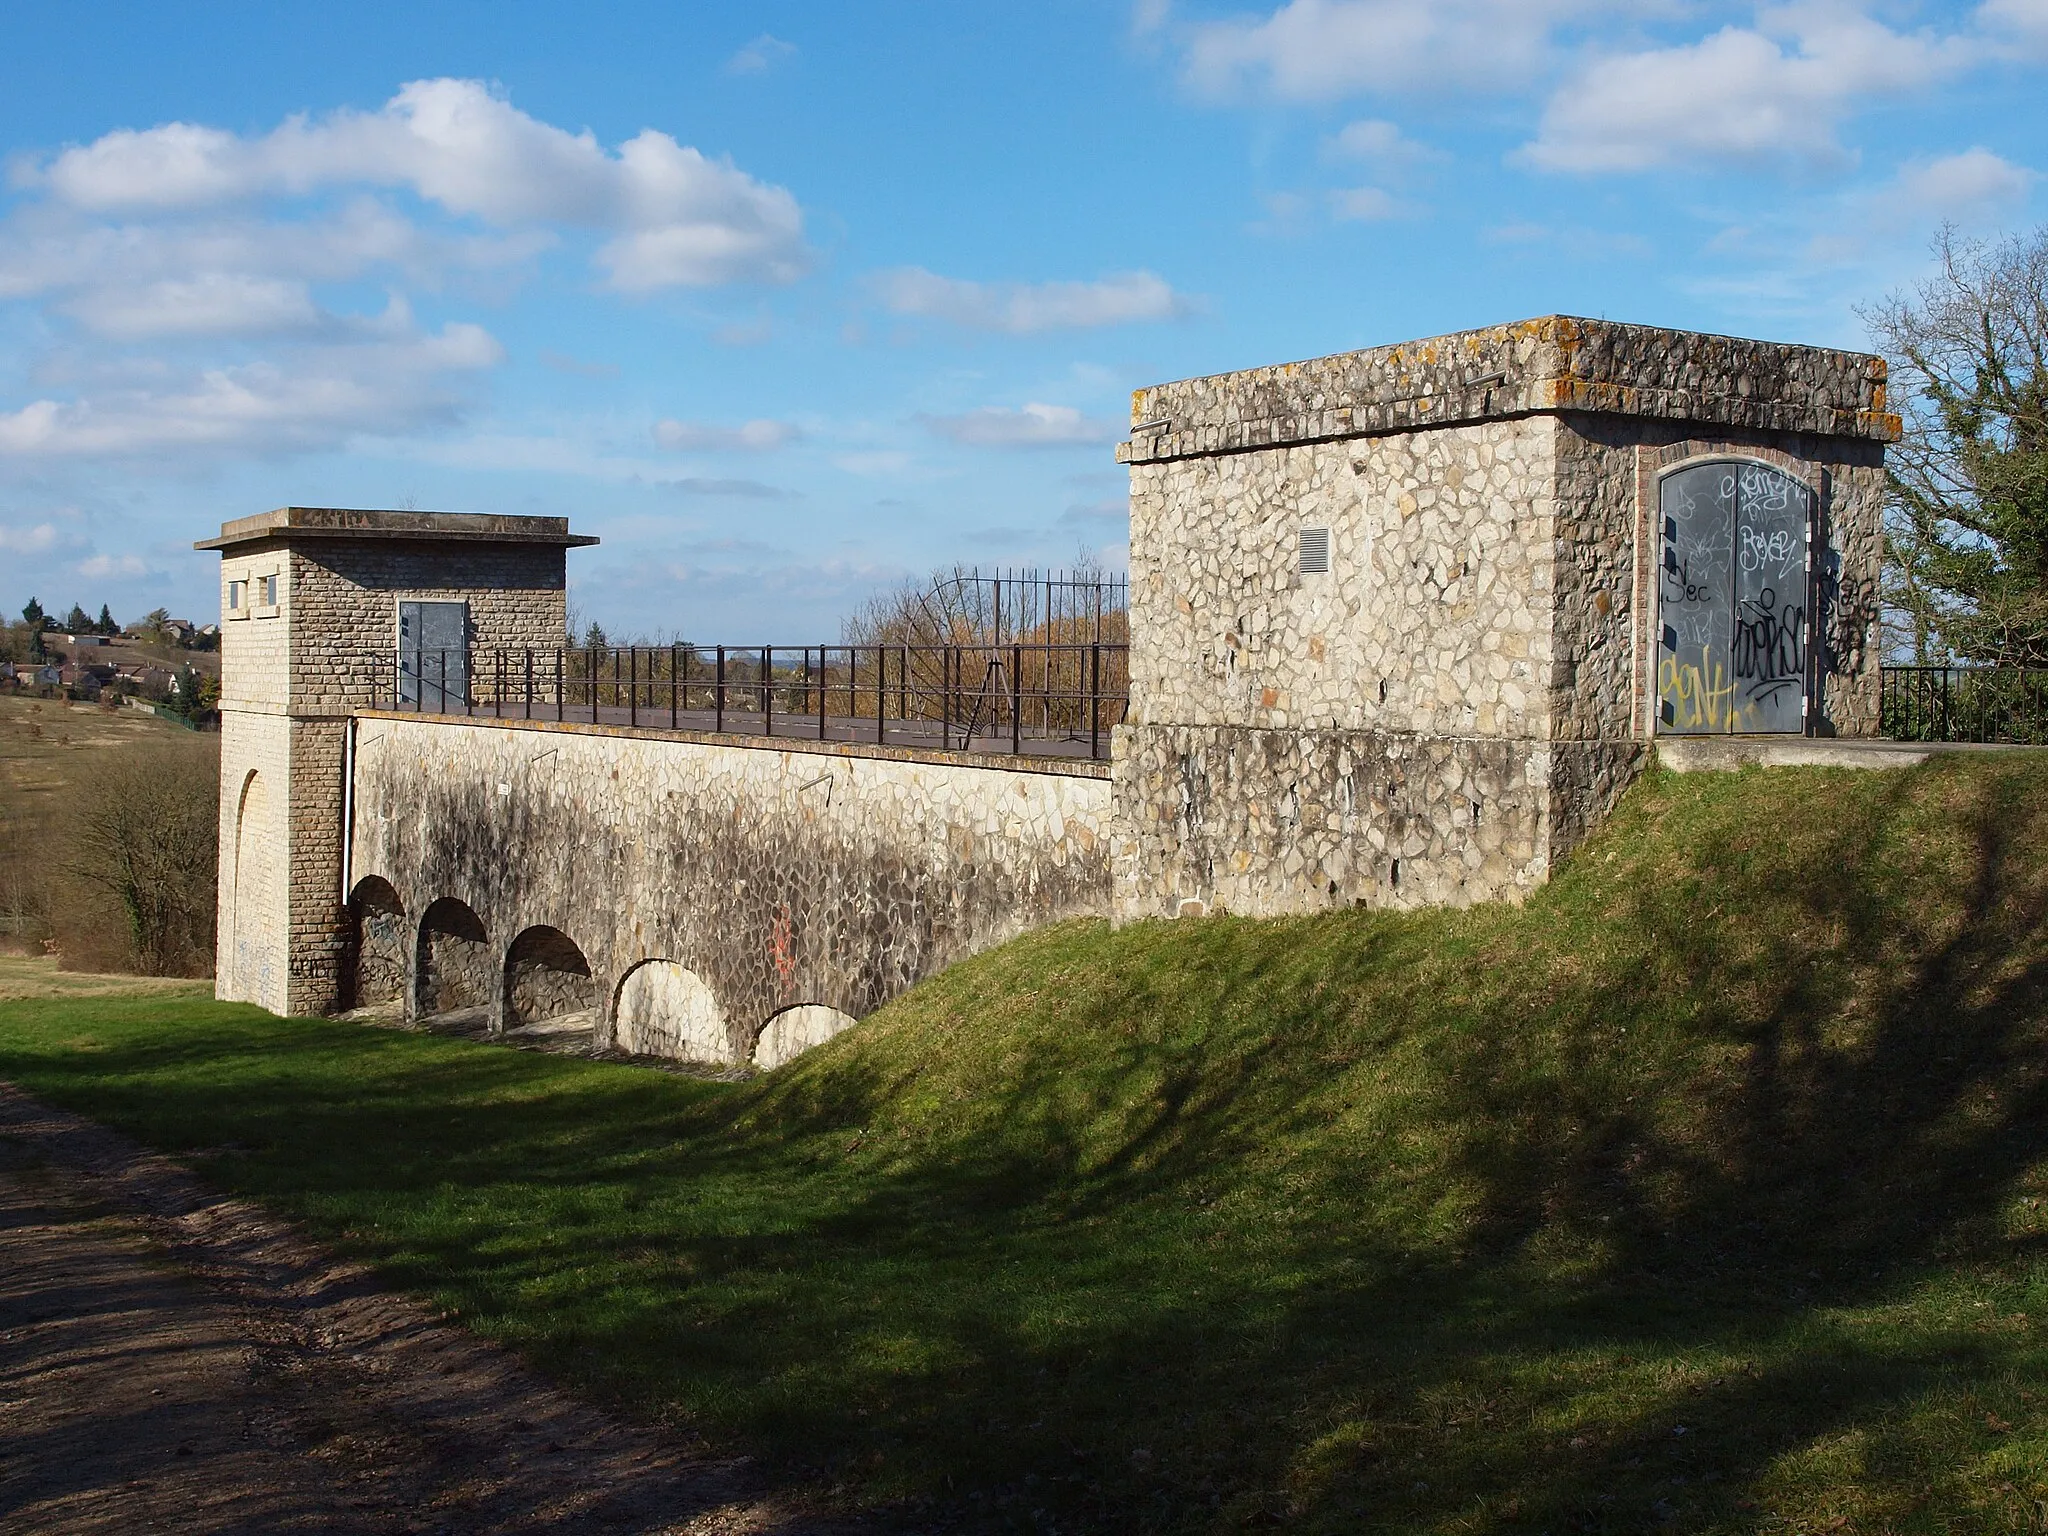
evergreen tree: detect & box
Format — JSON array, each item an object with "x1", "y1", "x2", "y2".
[
  {"x1": 20, "y1": 597, "x2": 46, "y2": 661},
  {"x1": 64, "y1": 603, "x2": 91, "y2": 634},
  {"x1": 96, "y1": 604, "x2": 116, "y2": 635}
]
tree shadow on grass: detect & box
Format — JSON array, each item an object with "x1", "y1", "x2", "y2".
[{"x1": 7, "y1": 758, "x2": 2048, "y2": 1532}]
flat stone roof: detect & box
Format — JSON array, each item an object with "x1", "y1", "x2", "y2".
[
  {"x1": 195, "y1": 507, "x2": 601, "y2": 552},
  {"x1": 1118, "y1": 315, "x2": 1901, "y2": 466}
]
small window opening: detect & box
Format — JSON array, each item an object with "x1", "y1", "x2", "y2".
[
  {"x1": 1471, "y1": 799, "x2": 1483, "y2": 826},
  {"x1": 1389, "y1": 859, "x2": 1401, "y2": 889},
  {"x1": 1298, "y1": 525, "x2": 1331, "y2": 576},
  {"x1": 1377, "y1": 679, "x2": 1388, "y2": 703},
  {"x1": 259, "y1": 574, "x2": 279, "y2": 606},
  {"x1": 227, "y1": 580, "x2": 247, "y2": 612}
]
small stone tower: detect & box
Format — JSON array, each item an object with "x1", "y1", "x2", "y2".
[{"x1": 196, "y1": 509, "x2": 596, "y2": 1015}]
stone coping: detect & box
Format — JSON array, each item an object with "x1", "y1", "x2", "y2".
[
  {"x1": 1656, "y1": 735, "x2": 2045, "y2": 772},
  {"x1": 196, "y1": 508, "x2": 601, "y2": 552},
  {"x1": 350, "y1": 709, "x2": 1114, "y2": 779},
  {"x1": 1118, "y1": 316, "x2": 1901, "y2": 466}
]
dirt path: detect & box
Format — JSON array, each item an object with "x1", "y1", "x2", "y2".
[{"x1": 0, "y1": 1083, "x2": 826, "y2": 1535}]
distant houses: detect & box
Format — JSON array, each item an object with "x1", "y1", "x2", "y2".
[
  {"x1": 1, "y1": 657, "x2": 179, "y2": 698},
  {"x1": 2, "y1": 661, "x2": 62, "y2": 688}
]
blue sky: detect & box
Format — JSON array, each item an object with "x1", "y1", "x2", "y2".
[{"x1": 1, "y1": 1, "x2": 2043, "y2": 640}]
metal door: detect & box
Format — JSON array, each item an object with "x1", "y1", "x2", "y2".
[
  {"x1": 398, "y1": 600, "x2": 469, "y2": 711},
  {"x1": 1657, "y1": 461, "x2": 1810, "y2": 734}
]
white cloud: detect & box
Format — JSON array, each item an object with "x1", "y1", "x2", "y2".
[
  {"x1": 77, "y1": 552, "x2": 147, "y2": 578},
  {"x1": 875, "y1": 268, "x2": 1186, "y2": 332},
  {"x1": 832, "y1": 449, "x2": 914, "y2": 476},
  {"x1": 1521, "y1": 5, "x2": 1981, "y2": 173},
  {"x1": 1805, "y1": 148, "x2": 2037, "y2": 261},
  {"x1": 1981, "y1": 0, "x2": 2048, "y2": 56},
  {"x1": 19, "y1": 79, "x2": 809, "y2": 290},
  {"x1": 726, "y1": 34, "x2": 797, "y2": 75},
  {"x1": 922, "y1": 403, "x2": 1121, "y2": 447},
  {"x1": 0, "y1": 314, "x2": 502, "y2": 458},
  {"x1": 1888, "y1": 146, "x2": 2037, "y2": 217},
  {"x1": 1326, "y1": 118, "x2": 1443, "y2": 167},
  {"x1": 1327, "y1": 186, "x2": 1410, "y2": 221},
  {"x1": 652, "y1": 417, "x2": 800, "y2": 451},
  {"x1": 0, "y1": 522, "x2": 61, "y2": 553},
  {"x1": 1132, "y1": 0, "x2": 1174, "y2": 36},
  {"x1": 0, "y1": 198, "x2": 547, "y2": 328},
  {"x1": 1181, "y1": 0, "x2": 1587, "y2": 100},
  {"x1": 60, "y1": 273, "x2": 323, "y2": 341}
]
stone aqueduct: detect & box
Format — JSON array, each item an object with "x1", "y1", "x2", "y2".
[{"x1": 209, "y1": 317, "x2": 1898, "y2": 1065}]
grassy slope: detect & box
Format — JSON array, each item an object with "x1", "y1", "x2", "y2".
[{"x1": 3, "y1": 756, "x2": 2048, "y2": 1532}]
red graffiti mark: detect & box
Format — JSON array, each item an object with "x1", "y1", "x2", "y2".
[{"x1": 770, "y1": 903, "x2": 797, "y2": 997}]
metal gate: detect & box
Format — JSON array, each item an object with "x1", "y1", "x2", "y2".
[
  {"x1": 1657, "y1": 460, "x2": 1811, "y2": 734},
  {"x1": 398, "y1": 600, "x2": 469, "y2": 711}
]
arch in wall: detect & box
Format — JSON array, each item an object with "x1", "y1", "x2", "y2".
[
  {"x1": 415, "y1": 897, "x2": 493, "y2": 1017},
  {"x1": 345, "y1": 876, "x2": 408, "y2": 1010},
  {"x1": 230, "y1": 769, "x2": 272, "y2": 1001},
  {"x1": 504, "y1": 925, "x2": 598, "y2": 1029},
  {"x1": 613, "y1": 959, "x2": 730, "y2": 1062},
  {"x1": 752, "y1": 1003, "x2": 859, "y2": 1070}
]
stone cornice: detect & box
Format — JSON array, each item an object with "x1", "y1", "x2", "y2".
[
  {"x1": 1117, "y1": 316, "x2": 1901, "y2": 466},
  {"x1": 197, "y1": 507, "x2": 600, "y2": 552}
]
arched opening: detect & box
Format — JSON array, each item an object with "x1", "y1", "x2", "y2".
[
  {"x1": 504, "y1": 925, "x2": 597, "y2": 1030},
  {"x1": 345, "y1": 876, "x2": 407, "y2": 1012},
  {"x1": 614, "y1": 960, "x2": 729, "y2": 1062},
  {"x1": 415, "y1": 897, "x2": 492, "y2": 1019},
  {"x1": 230, "y1": 769, "x2": 273, "y2": 1003},
  {"x1": 753, "y1": 1003, "x2": 858, "y2": 1070}
]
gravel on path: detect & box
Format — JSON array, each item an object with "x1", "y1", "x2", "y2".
[{"x1": 0, "y1": 1082, "x2": 830, "y2": 1535}]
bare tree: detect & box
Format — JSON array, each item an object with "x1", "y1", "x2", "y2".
[
  {"x1": 1866, "y1": 225, "x2": 2048, "y2": 663},
  {"x1": 842, "y1": 557, "x2": 1129, "y2": 648},
  {"x1": 60, "y1": 739, "x2": 218, "y2": 976}
]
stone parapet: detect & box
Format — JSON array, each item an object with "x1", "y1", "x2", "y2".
[
  {"x1": 1117, "y1": 316, "x2": 1900, "y2": 467},
  {"x1": 351, "y1": 710, "x2": 1113, "y2": 779}
]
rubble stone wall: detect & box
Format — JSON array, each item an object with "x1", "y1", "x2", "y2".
[
  {"x1": 1111, "y1": 724, "x2": 1643, "y2": 917},
  {"x1": 1127, "y1": 417, "x2": 1556, "y2": 738}
]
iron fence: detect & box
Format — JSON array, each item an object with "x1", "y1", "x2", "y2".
[
  {"x1": 379, "y1": 642, "x2": 1129, "y2": 761},
  {"x1": 1881, "y1": 665, "x2": 2048, "y2": 745}
]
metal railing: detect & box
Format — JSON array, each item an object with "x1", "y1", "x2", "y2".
[
  {"x1": 380, "y1": 642, "x2": 1129, "y2": 761},
  {"x1": 1882, "y1": 665, "x2": 2048, "y2": 745}
]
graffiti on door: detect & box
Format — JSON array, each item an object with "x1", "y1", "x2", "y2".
[{"x1": 1658, "y1": 461, "x2": 1810, "y2": 734}]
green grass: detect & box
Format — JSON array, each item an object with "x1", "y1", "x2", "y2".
[{"x1": 5, "y1": 755, "x2": 2048, "y2": 1532}]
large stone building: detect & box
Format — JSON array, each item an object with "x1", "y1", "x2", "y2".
[
  {"x1": 202, "y1": 316, "x2": 1896, "y2": 1059},
  {"x1": 1110, "y1": 316, "x2": 1896, "y2": 918}
]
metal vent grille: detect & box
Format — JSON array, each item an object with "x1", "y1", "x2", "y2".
[{"x1": 1298, "y1": 525, "x2": 1331, "y2": 575}]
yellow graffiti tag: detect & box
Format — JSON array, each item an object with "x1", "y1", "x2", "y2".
[{"x1": 1658, "y1": 645, "x2": 1735, "y2": 729}]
